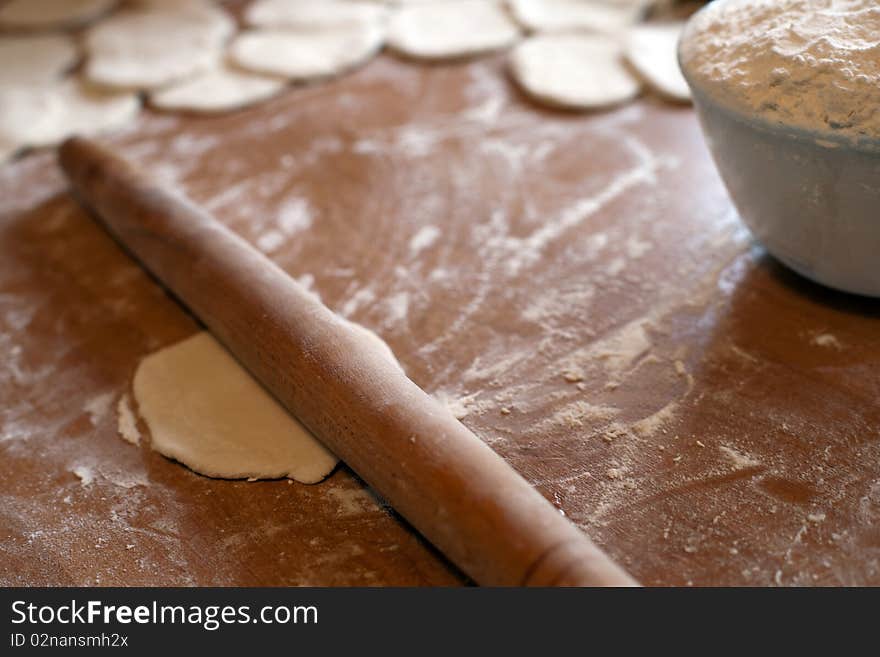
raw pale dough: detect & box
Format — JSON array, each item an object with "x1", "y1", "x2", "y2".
[
  {"x1": 131, "y1": 314, "x2": 404, "y2": 483},
  {"x1": 0, "y1": 78, "x2": 139, "y2": 152},
  {"x1": 245, "y1": 0, "x2": 389, "y2": 30},
  {"x1": 133, "y1": 332, "x2": 339, "y2": 483},
  {"x1": 0, "y1": 141, "x2": 16, "y2": 166},
  {"x1": 387, "y1": 0, "x2": 521, "y2": 60},
  {"x1": 510, "y1": 34, "x2": 641, "y2": 110},
  {"x1": 0, "y1": 0, "x2": 117, "y2": 29},
  {"x1": 150, "y1": 64, "x2": 286, "y2": 113},
  {"x1": 230, "y1": 23, "x2": 385, "y2": 81},
  {"x1": 0, "y1": 35, "x2": 79, "y2": 87},
  {"x1": 625, "y1": 22, "x2": 690, "y2": 102},
  {"x1": 508, "y1": 0, "x2": 646, "y2": 34},
  {"x1": 0, "y1": 88, "x2": 56, "y2": 157},
  {"x1": 43, "y1": 79, "x2": 139, "y2": 142},
  {"x1": 84, "y1": 3, "x2": 234, "y2": 89}
]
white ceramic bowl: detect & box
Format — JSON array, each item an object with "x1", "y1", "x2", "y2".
[{"x1": 678, "y1": 19, "x2": 880, "y2": 297}]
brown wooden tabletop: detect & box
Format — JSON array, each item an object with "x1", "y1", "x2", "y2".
[{"x1": 1, "y1": 52, "x2": 878, "y2": 587}]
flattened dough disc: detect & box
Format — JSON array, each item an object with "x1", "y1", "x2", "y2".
[
  {"x1": 510, "y1": 33, "x2": 641, "y2": 110},
  {"x1": 508, "y1": 0, "x2": 646, "y2": 34},
  {"x1": 230, "y1": 24, "x2": 385, "y2": 81},
  {"x1": 133, "y1": 332, "x2": 339, "y2": 483},
  {"x1": 84, "y1": 3, "x2": 234, "y2": 89},
  {"x1": 625, "y1": 22, "x2": 690, "y2": 102},
  {"x1": 245, "y1": 0, "x2": 389, "y2": 30},
  {"x1": 387, "y1": 0, "x2": 520, "y2": 60}
]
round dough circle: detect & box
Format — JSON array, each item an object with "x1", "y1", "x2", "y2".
[
  {"x1": 0, "y1": 35, "x2": 79, "y2": 87},
  {"x1": 625, "y1": 22, "x2": 691, "y2": 103},
  {"x1": 230, "y1": 24, "x2": 385, "y2": 81},
  {"x1": 84, "y1": 3, "x2": 234, "y2": 89},
  {"x1": 508, "y1": 0, "x2": 645, "y2": 34},
  {"x1": 245, "y1": 0, "x2": 389, "y2": 30},
  {"x1": 387, "y1": 0, "x2": 521, "y2": 61},
  {"x1": 0, "y1": 78, "x2": 139, "y2": 151},
  {"x1": 0, "y1": 0, "x2": 117, "y2": 29},
  {"x1": 0, "y1": 87, "x2": 62, "y2": 150},
  {"x1": 510, "y1": 33, "x2": 641, "y2": 110},
  {"x1": 150, "y1": 64, "x2": 286, "y2": 113},
  {"x1": 133, "y1": 332, "x2": 339, "y2": 483}
]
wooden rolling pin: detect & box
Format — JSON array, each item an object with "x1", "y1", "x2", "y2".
[{"x1": 59, "y1": 136, "x2": 636, "y2": 587}]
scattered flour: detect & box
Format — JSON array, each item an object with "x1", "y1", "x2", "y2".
[
  {"x1": 339, "y1": 287, "x2": 376, "y2": 318},
  {"x1": 71, "y1": 465, "x2": 95, "y2": 486},
  {"x1": 559, "y1": 318, "x2": 652, "y2": 383},
  {"x1": 631, "y1": 397, "x2": 682, "y2": 437},
  {"x1": 325, "y1": 485, "x2": 382, "y2": 517},
  {"x1": 530, "y1": 400, "x2": 619, "y2": 433},
  {"x1": 432, "y1": 390, "x2": 495, "y2": 420},
  {"x1": 606, "y1": 467, "x2": 625, "y2": 480},
  {"x1": 117, "y1": 394, "x2": 141, "y2": 446},
  {"x1": 383, "y1": 291, "x2": 410, "y2": 326},
  {"x1": 256, "y1": 229, "x2": 285, "y2": 253},
  {"x1": 719, "y1": 444, "x2": 762, "y2": 470},
  {"x1": 83, "y1": 391, "x2": 114, "y2": 426},
  {"x1": 296, "y1": 273, "x2": 322, "y2": 303},
  {"x1": 278, "y1": 197, "x2": 313, "y2": 234},
  {"x1": 409, "y1": 225, "x2": 441, "y2": 256},
  {"x1": 501, "y1": 143, "x2": 667, "y2": 275},
  {"x1": 811, "y1": 333, "x2": 843, "y2": 350},
  {"x1": 625, "y1": 236, "x2": 652, "y2": 259}
]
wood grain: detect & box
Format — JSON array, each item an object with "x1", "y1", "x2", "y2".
[
  {"x1": 1, "y1": 54, "x2": 878, "y2": 586},
  {"x1": 56, "y1": 136, "x2": 635, "y2": 587}
]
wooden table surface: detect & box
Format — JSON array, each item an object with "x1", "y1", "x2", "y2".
[{"x1": 2, "y1": 52, "x2": 878, "y2": 587}]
